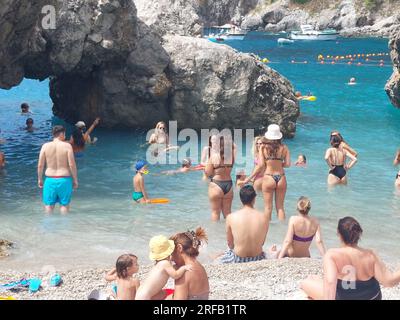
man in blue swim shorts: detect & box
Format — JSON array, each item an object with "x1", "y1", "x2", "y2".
[{"x1": 38, "y1": 126, "x2": 78, "y2": 214}]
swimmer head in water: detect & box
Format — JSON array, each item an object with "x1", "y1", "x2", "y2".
[
  {"x1": 182, "y1": 158, "x2": 192, "y2": 168},
  {"x1": 296, "y1": 154, "x2": 307, "y2": 165},
  {"x1": 348, "y1": 77, "x2": 356, "y2": 85}
]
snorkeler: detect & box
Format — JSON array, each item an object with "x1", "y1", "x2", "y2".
[{"x1": 133, "y1": 160, "x2": 150, "y2": 203}]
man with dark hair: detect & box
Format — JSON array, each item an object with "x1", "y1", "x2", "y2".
[
  {"x1": 25, "y1": 118, "x2": 35, "y2": 132},
  {"x1": 220, "y1": 185, "x2": 270, "y2": 263},
  {"x1": 38, "y1": 125, "x2": 78, "y2": 214},
  {"x1": 20, "y1": 103, "x2": 31, "y2": 114}
]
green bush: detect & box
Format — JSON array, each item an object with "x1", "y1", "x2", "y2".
[{"x1": 364, "y1": 0, "x2": 377, "y2": 9}]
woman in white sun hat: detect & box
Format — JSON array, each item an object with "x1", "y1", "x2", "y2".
[{"x1": 239, "y1": 124, "x2": 291, "y2": 221}]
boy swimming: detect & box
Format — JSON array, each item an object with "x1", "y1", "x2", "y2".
[
  {"x1": 135, "y1": 235, "x2": 192, "y2": 300},
  {"x1": 161, "y1": 158, "x2": 198, "y2": 175},
  {"x1": 105, "y1": 254, "x2": 140, "y2": 300},
  {"x1": 133, "y1": 160, "x2": 150, "y2": 203}
]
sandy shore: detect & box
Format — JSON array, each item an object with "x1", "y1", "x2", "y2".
[{"x1": 1, "y1": 258, "x2": 400, "y2": 300}]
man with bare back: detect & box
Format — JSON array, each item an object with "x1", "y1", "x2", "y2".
[{"x1": 38, "y1": 126, "x2": 78, "y2": 214}]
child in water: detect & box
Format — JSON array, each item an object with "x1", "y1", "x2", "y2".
[
  {"x1": 133, "y1": 160, "x2": 150, "y2": 203},
  {"x1": 295, "y1": 154, "x2": 307, "y2": 167},
  {"x1": 162, "y1": 158, "x2": 193, "y2": 175},
  {"x1": 235, "y1": 170, "x2": 247, "y2": 188},
  {"x1": 135, "y1": 235, "x2": 192, "y2": 300},
  {"x1": 105, "y1": 254, "x2": 140, "y2": 300}
]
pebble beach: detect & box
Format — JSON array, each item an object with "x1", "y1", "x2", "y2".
[{"x1": 2, "y1": 258, "x2": 400, "y2": 300}]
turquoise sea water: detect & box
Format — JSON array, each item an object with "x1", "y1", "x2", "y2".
[{"x1": 1, "y1": 34, "x2": 400, "y2": 271}]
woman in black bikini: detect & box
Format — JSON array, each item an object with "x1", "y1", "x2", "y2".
[
  {"x1": 325, "y1": 135, "x2": 357, "y2": 185},
  {"x1": 301, "y1": 217, "x2": 400, "y2": 300},
  {"x1": 240, "y1": 124, "x2": 290, "y2": 221},
  {"x1": 205, "y1": 135, "x2": 234, "y2": 221}
]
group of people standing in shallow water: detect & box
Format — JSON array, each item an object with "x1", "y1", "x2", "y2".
[{"x1": 4, "y1": 111, "x2": 400, "y2": 299}]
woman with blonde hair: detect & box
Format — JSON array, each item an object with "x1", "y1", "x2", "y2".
[
  {"x1": 149, "y1": 121, "x2": 169, "y2": 145},
  {"x1": 248, "y1": 136, "x2": 265, "y2": 192},
  {"x1": 148, "y1": 121, "x2": 178, "y2": 155},
  {"x1": 277, "y1": 196, "x2": 325, "y2": 258},
  {"x1": 239, "y1": 124, "x2": 290, "y2": 221},
  {"x1": 169, "y1": 227, "x2": 210, "y2": 300},
  {"x1": 205, "y1": 135, "x2": 234, "y2": 221}
]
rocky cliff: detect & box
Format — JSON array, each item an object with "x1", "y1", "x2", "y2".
[
  {"x1": 0, "y1": 0, "x2": 299, "y2": 135},
  {"x1": 133, "y1": 0, "x2": 259, "y2": 36},
  {"x1": 241, "y1": 0, "x2": 400, "y2": 37},
  {"x1": 385, "y1": 33, "x2": 400, "y2": 108}
]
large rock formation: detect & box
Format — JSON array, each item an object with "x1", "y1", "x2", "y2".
[
  {"x1": 0, "y1": 0, "x2": 299, "y2": 135},
  {"x1": 163, "y1": 36, "x2": 298, "y2": 133},
  {"x1": 240, "y1": 0, "x2": 400, "y2": 37},
  {"x1": 385, "y1": 33, "x2": 400, "y2": 108},
  {"x1": 133, "y1": 0, "x2": 259, "y2": 37}
]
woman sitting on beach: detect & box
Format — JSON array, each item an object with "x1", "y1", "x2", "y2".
[
  {"x1": 167, "y1": 228, "x2": 210, "y2": 300},
  {"x1": 248, "y1": 136, "x2": 265, "y2": 192},
  {"x1": 325, "y1": 135, "x2": 357, "y2": 185},
  {"x1": 330, "y1": 131, "x2": 358, "y2": 158},
  {"x1": 135, "y1": 235, "x2": 192, "y2": 300},
  {"x1": 393, "y1": 149, "x2": 400, "y2": 187},
  {"x1": 277, "y1": 197, "x2": 325, "y2": 258},
  {"x1": 301, "y1": 217, "x2": 400, "y2": 300},
  {"x1": 239, "y1": 124, "x2": 290, "y2": 221},
  {"x1": 205, "y1": 134, "x2": 234, "y2": 221}
]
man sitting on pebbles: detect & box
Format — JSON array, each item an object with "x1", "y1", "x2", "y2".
[{"x1": 218, "y1": 185, "x2": 276, "y2": 263}]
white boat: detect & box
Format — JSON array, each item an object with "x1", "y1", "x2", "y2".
[
  {"x1": 289, "y1": 25, "x2": 338, "y2": 41},
  {"x1": 277, "y1": 38, "x2": 294, "y2": 44},
  {"x1": 207, "y1": 24, "x2": 247, "y2": 41}
]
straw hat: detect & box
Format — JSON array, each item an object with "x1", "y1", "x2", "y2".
[
  {"x1": 149, "y1": 235, "x2": 175, "y2": 261},
  {"x1": 264, "y1": 124, "x2": 283, "y2": 140}
]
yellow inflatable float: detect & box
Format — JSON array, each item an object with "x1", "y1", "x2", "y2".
[{"x1": 302, "y1": 96, "x2": 317, "y2": 101}]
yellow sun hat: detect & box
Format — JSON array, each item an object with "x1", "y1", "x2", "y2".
[{"x1": 149, "y1": 235, "x2": 175, "y2": 261}]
